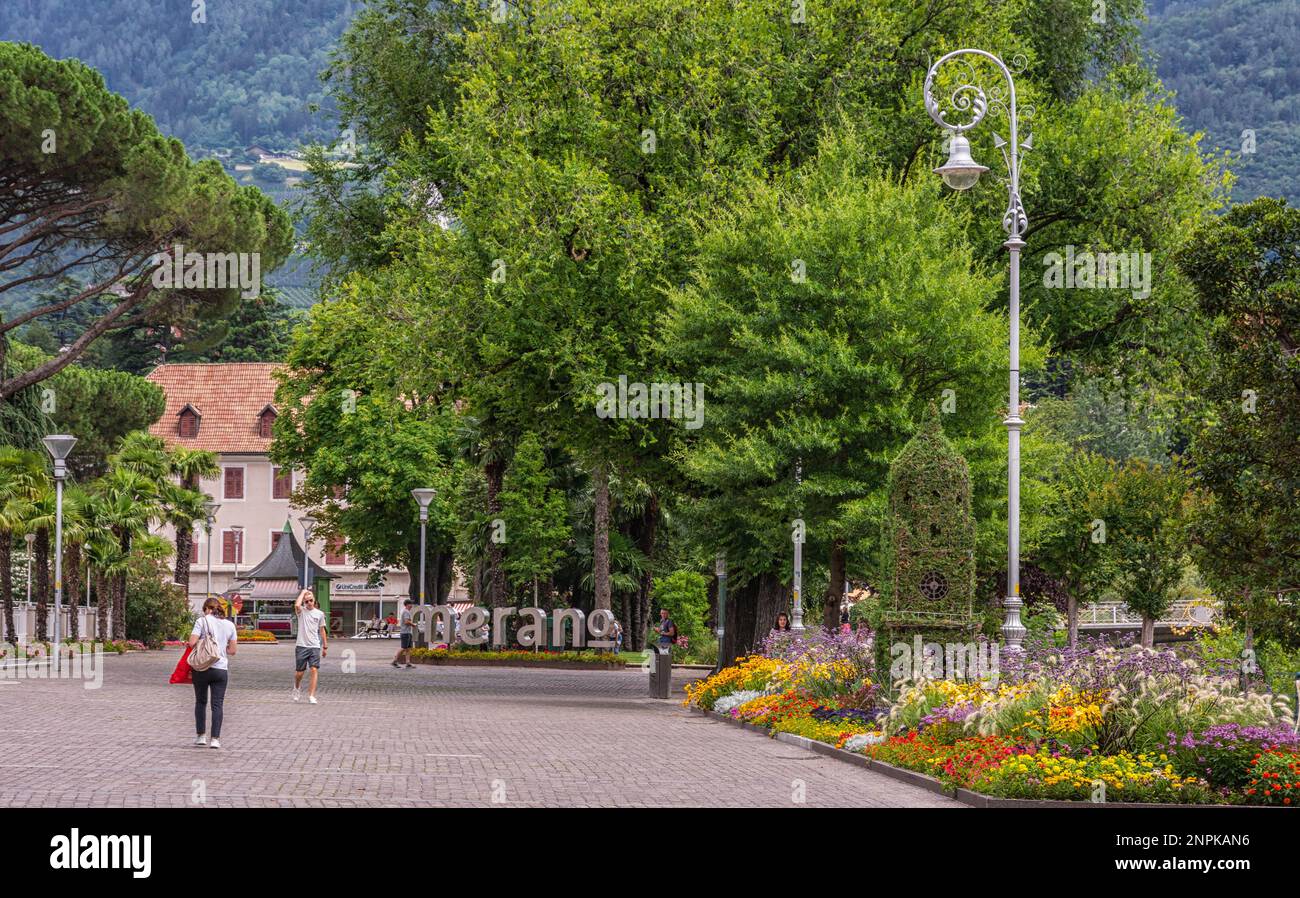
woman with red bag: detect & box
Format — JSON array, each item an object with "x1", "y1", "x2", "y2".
[{"x1": 188, "y1": 597, "x2": 238, "y2": 749}]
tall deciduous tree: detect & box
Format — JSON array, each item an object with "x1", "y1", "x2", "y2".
[{"x1": 1177, "y1": 197, "x2": 1300, "y2": 649}]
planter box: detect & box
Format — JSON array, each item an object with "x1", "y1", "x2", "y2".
[{"x1": 694, "y1": 708, "x2": 1254, "y2": 809}]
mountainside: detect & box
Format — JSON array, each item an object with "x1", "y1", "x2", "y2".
[
  {"x1": 0, "y1": 0, "x2": 356, "y2": 150},
  {"x1": 1145, "y1": 0, "x2": 1300, "y2": 205}
]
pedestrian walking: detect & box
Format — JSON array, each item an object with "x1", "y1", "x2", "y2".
[
  {"x1": 292, "y1": 588, "x2": 328, "y2": 704},
  {"x1": 392, "y1": 598, "x2": 417, "y2": 668},
  {"x1": 189, "y1": 597, "x2": 237, "y2": 749}
]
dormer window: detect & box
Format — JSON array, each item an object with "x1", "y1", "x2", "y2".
[
  {"x1": 178, "y1": 403, "x2": 202, "y2": 438},
  {"x1": 258, "y1": 404, "x2": 277, "y2": 439}
]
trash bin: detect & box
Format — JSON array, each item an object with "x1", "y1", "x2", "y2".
[{"x1": 649, "y1": 645, "x2": 672, "y2": 699}]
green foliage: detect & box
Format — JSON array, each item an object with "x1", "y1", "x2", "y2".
[
  {"x1": 123, "y1": 554, "x2": 192, "y2": 647},
  {"x1": 653, "y1": 569, "x2": 710, "y2": 645},
  {"x1": 1176, "y1": 198, "x2": 1300, "y2": 644},
  {"x1": 499, "y1": 433, "x2": 570, "y2": 601},
  {"x1": 271, "y1": 291, "x2": 462, "y2": 600},
  {"x1": 5, "y1": 342, "x2": 165, "y2": 479},
  {"x1": 1097, "y1": 459, "x2": 1192, "y2": 636}
]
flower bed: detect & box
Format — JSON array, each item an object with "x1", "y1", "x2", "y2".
[
  {"x1": 409, "y1": 648, "x2": 625, "y2": 669},
  {"x1": 685, "y1": 630, "x2": 1298, "y2": 806},
  {"x1": 0, "y1": 638, "x2": 142, "y2": 659},
  {"x1": 236, "y1": 629, "x2": 279, "y2": 643}
]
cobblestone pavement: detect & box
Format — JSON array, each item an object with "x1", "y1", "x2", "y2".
[{"x1": 0, "y1": 640, "x2": 962, "y2": 808}]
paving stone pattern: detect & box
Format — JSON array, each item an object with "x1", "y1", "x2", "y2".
[{"x1": 0, "y1": 641, "x2": 961, "y2": 808}]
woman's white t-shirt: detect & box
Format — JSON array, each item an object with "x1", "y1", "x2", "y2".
[{"x1": 191, "y1": 614, "x2": 238, "y2": 671}]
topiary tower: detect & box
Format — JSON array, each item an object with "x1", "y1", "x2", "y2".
[{"x1": 876, "y1": 404, "x2": 977, "y2": 684}]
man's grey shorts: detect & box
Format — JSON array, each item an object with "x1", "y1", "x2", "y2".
[{"x1": 295, "y1": 647, "x2": 321, "y2": 671}]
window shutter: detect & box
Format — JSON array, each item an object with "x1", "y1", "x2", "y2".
[
  {"x1": 222, "y1": 531, "x2": 237, "y2": 564},
  {"x1": 271, "y1": 531, "x2": 283, "y2": 550},
  {"x1": 273, "y1": 467, "x2": 292, "y2": 499},
  {"x1": 223, "y1": 467, "x2": 244, "y2": 499}
]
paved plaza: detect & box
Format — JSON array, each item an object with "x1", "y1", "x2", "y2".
[{"x1": 0, "y1": 640, "x2": 961, "y2": 808}]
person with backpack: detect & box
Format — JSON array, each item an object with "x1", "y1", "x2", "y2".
[{"x1": 188, "y1": 597, "x2": 238, "y2": 749}]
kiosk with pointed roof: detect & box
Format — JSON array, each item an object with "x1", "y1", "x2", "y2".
[{"x1": 242, "y1": 521, "x2": 337, "y2": 635}]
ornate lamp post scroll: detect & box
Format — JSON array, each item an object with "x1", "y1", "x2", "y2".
[{"x1": 923, "y1": 49, "x2": 1033, "y2": 651}]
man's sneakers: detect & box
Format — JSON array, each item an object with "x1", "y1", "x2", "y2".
[
  {"x1": 308, "y1": 695, "x2": 318, "y2": 704},
  {"x1": 210, "y1": 738, "x2": 221, "y2": 749},
  {"x1": 405, "y1": 664, "x2": 416, "y2": 669},
  {"x1": 194, "y1": 734, "x2": 207, "y2": 746},
  {"x1": 292, "y1": 687, "x2": 301, "y2": 702},
  {"x1": 391, "y1": 661, "x2": 401, "y2": 668}
]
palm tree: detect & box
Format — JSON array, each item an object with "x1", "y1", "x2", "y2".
[
  {"x1": 84, "y1": 525, "x2": 123, "y2": 641},
  {"x1": 94, "y1": 466, "x2": 161, "y2": 640},
  {"x1": 167, "y1": 447, "x2": 218, "y2": 591},
  {"x1": 0, "y1": 448, "x2": 45, "y2": 643}
]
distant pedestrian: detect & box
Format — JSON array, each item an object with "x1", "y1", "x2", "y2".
[
  {"x1": 293, "y1": 589, "x2": 328, "y2": 704},
  {"x1": 189, "y1": 597, "x2": 237, "y2": 749},
  {"x1": 610, "y1": 618, "x2": 624, "y2": 653},
  {"x1": 774, "y1": 612, "x2": 792, "y2": 632},
  {"x1": 655, "y1": 608, "x2": 677, "y2": 648},
  {"x1": 392, "y1": 598, "x2": 417, "y2": 669}
]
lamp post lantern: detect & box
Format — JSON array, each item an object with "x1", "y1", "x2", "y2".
[
  {"x1": 923, "y1": 48, "x2": 1032, "y2": 651},
  {"x1": 42, "y1": 435, "x2": 76, "y2": 665},
  {"x1": 299, "y1": 515, "x2": 317, "y2": 591},
  {"x1": 202, "y1": 499, "x2": 220, "y2": 598}
]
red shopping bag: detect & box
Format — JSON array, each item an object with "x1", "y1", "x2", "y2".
[{"x1": 169, "y1": 645, "x2": 193, "y2": 684}]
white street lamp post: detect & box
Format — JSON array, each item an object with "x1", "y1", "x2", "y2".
[
  {"x1": 411, "y1": 489, "x2": 436, "y2": 647},
  {"x1": 231, "y1": 525, "x2": 244, "y2": 614},
  {"x1": 924, "y1": 48, "x2": 1032, "y2": 651},
  {"x1": 202, "y1": 499, "x2": 220, "y2": 598},
  {"x1": 24, "y1": 531, "x2": 34, "y2": 604},
  {"x1": 299, "y1": 515, "x2": 317, "y2": 590},
  {"x1": 42, "y1": 435, "x2": 76, "y2": 666}
]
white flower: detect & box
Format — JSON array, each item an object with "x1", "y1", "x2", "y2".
[
  {"x1": 844, "y1": 732, "x2": 886, "y2": 752},
  {"x1": 712, "y1": 690, "x2": 763, "y2": 713}
]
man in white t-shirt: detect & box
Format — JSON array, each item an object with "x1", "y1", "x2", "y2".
[{"x1": 292, "y1": 588, "x2": 328, "y2": 704}]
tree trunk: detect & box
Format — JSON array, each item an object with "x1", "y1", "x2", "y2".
[
  {"x1": 65, "y1": 542, "x2": 81, "y2": 642},
  {"x1": 34, "y1": 528, "x2": 49, "y2": 642},
  {"x1": 721, "y1": 570, "x2": 784, "y2": 665},
  {"x1": 1140, "y1": 614, "x2": 1155, "y2": 649},
  {"x1": 1066, "y1": 594, "x2": 1079, "y2": 649},
  {"x1": 592, "y1": 462, "x2": 611, "y2": 612},
  {"x1": 825, "y1": 538, "x2": 845, "y2": 631},
  {"x1": 95, "y1": 571, "x2": 109, "y2": 640},
  {"x1": 633, "y1": 494, "x2": 658, "y2": 651},
  {"x1": 112, "y1": 572, "x2": 126, "y2": 640},
  {"x1": 484, "y1": 457, "x2": 507, "y2": 607},
  {"x1": 174, "y1": 527, "x2": 193, "y2": 589},
  {"x1": 0, "y1": 534, "x2": 13, "y2": 643}
]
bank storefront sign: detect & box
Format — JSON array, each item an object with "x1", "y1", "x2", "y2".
[{"x1": 411, "y1": 605, "x2": 617, "y2": 648}]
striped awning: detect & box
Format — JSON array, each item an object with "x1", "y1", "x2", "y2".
[{"x1": 248, "y1": 578, "x2": 302, "y2": 599}]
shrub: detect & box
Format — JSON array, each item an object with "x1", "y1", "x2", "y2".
[
  {"x1": 653, "y1": 570, "x2": 710, "y2": 645},
  {"x1": 124, "y1": 557, "x2": 192, "y2": 647}
]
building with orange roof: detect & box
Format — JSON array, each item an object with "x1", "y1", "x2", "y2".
[{"x1": 145, "y1": 362, "x2": 412, "y2": 635}]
